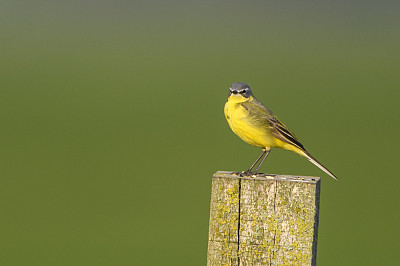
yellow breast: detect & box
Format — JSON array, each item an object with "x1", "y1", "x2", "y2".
[{"x1": 224, "y1": 99, "x2": 274, "y2": 148}]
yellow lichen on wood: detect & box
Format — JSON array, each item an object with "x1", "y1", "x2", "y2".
[
  {"x1": 207, "y1": 174, "x2": 240, "y2": 265},
  {"x1": 207, "y1": 171, "x2": 320, "y2": 266}
]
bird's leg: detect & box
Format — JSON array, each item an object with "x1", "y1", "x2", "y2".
[
  {"x1": 245, "y1": 149, "x2": 266, "y2": 174},
  {"x1": 254, "y1": 149, "x2": 270, "y2": 174}
]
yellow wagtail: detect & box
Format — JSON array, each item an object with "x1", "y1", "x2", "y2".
[{"x1": 224, "y1": 82, "x2": 338, "y2": 180}]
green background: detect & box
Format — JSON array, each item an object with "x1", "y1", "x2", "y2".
[{"x1": 1, "y1": 1, "x2": 399, "y2": 265}]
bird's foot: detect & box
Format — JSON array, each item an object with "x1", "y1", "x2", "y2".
[{"x1": 241, "y1": 171, "x2": 258, "y2": 176}]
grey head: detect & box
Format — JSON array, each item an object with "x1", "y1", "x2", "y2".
[{"x1": 229, "y1": 82, "x2": 253, "y2": 98}]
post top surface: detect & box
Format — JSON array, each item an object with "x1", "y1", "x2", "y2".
[{"x1": 213, "y1": 171, "x2": 320, "y2": 184}]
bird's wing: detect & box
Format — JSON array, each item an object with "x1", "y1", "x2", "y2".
[{"x1": 243, "y1": 99, "x2": 306, "y2": 151}]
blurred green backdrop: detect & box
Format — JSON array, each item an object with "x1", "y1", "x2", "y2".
[{"x1": 1, "y1": 0, "x2": 399, "y2": 265}]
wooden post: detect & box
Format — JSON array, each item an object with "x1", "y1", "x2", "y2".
[{"x1": 207, "y1": 171, "x2": 320, "y2": 265}]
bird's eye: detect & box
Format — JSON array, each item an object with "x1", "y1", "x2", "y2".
[
  {"x1": 240, "y1": 89, "x2": 246, "y2": 94},
  {"x1": 231, "y1": 90, "x2": 238, "y2": 94}
]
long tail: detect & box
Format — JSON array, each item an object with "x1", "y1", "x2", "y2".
[{"x1": 301, "y1": 150, "x2": 338, "y2": 180}]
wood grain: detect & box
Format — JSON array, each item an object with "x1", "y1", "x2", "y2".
[{"x1": 207, "y1": 171, "x2": 320, "y2": 266}]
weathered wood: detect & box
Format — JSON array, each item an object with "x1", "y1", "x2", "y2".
[{"x1": 207, "y1": 171, "x2": 320, "y2": 266}]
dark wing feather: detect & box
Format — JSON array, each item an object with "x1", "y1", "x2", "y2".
[
  {"x1": 271, "y1": 119, "x2": 305, "y2": 150},
  {"x1": 247, "y1": 98, "x2": 306, "y2": 151}
]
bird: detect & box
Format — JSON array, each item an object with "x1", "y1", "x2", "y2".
[{"x1": 224, "y1": 82, "x2": 338, "y2": 180}]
